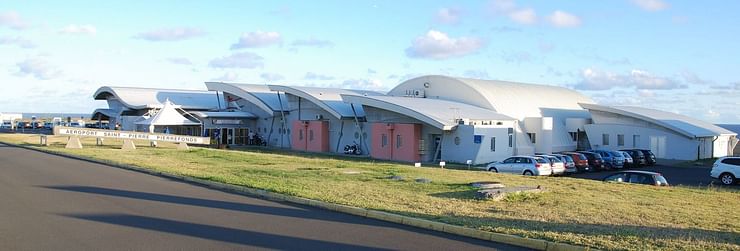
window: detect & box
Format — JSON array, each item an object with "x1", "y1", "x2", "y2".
[
  {"x1": 503, "y1": 157, "x2": 516, "y2": 163},
  {"x1": 602, "y1": 134, "x2": 610, "y2": 145},
  {"x1": 396, "y1": 134, "x2": 402, "y2": 148},
  {"x1": 490, "y1": 137, "x2": 496, "y2": 152},
  {"x1": 633, "y1": 135, "x2": 640, "y2": 147},
  {"x1": 454, "y1": 136, "x2": 461, "y2": 145},
  {"x1": 527, "y1": 133, "x2": 536, "y2": 144},
  {"x1": 508, "y1": 134, "x2": 513, "y2": 147},
  {"x1": 617, "y1": 134, "x2": 624, "y2": 146},
  {"x1": 721, "y1": 158, "x2": 740, "y2": 166},
  {"x1": 604, "y1": 173, "x2": 627, "y2": 182},
  {"x1": 381, "y1": 134, "x2": 388, "y2": 147}
]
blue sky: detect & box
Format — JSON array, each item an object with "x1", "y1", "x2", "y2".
[{"x1": 1, "y1": 0, "x2": 738, "y2": 123}]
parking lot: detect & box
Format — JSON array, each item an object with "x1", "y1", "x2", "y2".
[{"x1": 569, "y1": 164, "x2": 736, "y2": 188}]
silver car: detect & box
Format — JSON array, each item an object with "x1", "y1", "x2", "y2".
[{"x1": 487, "y1": 156, "x2": 553, "y2": 176}]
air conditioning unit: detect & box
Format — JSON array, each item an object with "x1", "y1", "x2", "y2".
[
  {"x1": 315, "y1": 114, "x2": 323, "y2": 120},
  {"x1": 403, "y1": 89, "x2": 426, "y2": 98}
]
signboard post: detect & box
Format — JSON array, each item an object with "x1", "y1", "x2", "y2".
[{"x1": 53, "y1": 126, "x2": 209, "y2": 150}]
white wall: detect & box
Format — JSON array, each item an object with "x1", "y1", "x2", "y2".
[
  {"x1": 440, "y1": 124, "x2": 515, "y2": 165},
  {"x1": 584, "y1": 123, "x2": 709, "y2": 160}
]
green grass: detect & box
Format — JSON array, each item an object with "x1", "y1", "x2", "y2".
[{"x1": 2, "y1": 133, "x2": 739, "y2": 251}]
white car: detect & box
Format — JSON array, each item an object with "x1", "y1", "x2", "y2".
[
  {"x1": 711, "y1": 157, "x2": 740, "y2": 185},
  {"x1": 536, "y1": 155, "x2": 566, "y2": 175},
  {"x1": 487, "y1": 156, "x2": 553, "y2": 176}
]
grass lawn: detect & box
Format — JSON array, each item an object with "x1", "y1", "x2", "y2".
[{"x1": 2, "y1": 133, "x2": 738, "y2": 251}]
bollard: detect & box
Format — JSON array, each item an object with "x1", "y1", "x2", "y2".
[
  {"x1": 40, "y1": 135, "x2": 49, "y2": 146},
  {"x1": 96, "y1": 137, "x2": 104, "y2": 146}
]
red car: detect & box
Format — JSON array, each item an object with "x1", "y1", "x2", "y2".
[{"x1": 561, "y1": 152, "x2": 590, "y2": 172}]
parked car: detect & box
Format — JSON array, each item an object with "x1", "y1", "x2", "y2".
[
  {"x1": 17, "y1": 121, "x2": 31, "y2": 129},
  {"x1": 711, "y1": 157, "x2": 740, "y2": 185},
  {"x1": 618, "y1": 151, "x2": 634, "y2": 168},
  {"x1": 551, "y1": 154, "x2": 577, "y2": 174},
  {"x1": 535, "y1": 155, "x2": 566, "y2": 175},
  {"x1": 591, "y1": 150, "x2": 625, "y2": 169},
  {"x1": 603, "y1": 171, "x2": 669, "y2": 186},
  {"x1": 625, "y1": 149, "x2": 656, "y2": 166},
  {"x1": 487, "y1": 156, "x2": 553, "y2": 176},
  {"x1": 0, "y1": 121, "x2": 12, "y2": 129},
  {"x1": 620, "y1": 149, "x2": 646, "y2": 167},
  {"x1": 560, "y1": 152, "x2": 590, "y2": 172},
  {"x1": 43, "y1": 122, "x2": 54, "y2": 129},
  {"x1": 577, "y1": 151, "x2": 606, "y2": 171}
]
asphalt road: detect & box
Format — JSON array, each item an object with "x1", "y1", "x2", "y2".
[{"x1": 0, "y1": 143, "x2": 528, "y2": 251}]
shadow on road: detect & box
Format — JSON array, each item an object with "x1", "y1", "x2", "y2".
[
  {"x1": 61, "y1": 213, "x2": 390, "y2": 250},
  {"x1": 43, "y1": 186, "x2": 373, "y2": 225}
]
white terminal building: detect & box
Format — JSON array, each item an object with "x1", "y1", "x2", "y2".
[{"x1": 91, "y1": 75, "x2": 738, "y2": 163}]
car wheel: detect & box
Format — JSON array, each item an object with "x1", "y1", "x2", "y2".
[
  {"x1": 488, "y1": 167, "x2": 498, "y2": 173},
  {"x1": 523, "y1": 170, "x2": 533, "y2": 176},
  {"x1": 720, "y1": 173, "x2": 736, "y2": 185}
]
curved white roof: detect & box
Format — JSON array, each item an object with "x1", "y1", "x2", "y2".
[
  {"x1": 341, "y1": 94, "x2": 514, "y2": 130},
  {"x1": 135, "y1": 100, "x2": 200, "y2": 126},
  {"x1": 91, "y1": 108, "x2": 119, "y2": 120},
  {"x1": 269, "y1": 85, "x2": 383, "y2": 119},
  {"x1": 94, "y1": 86, "x2": 218, "y2": 110},
  {"x1": 388, "y1": 75, "x2": 595, "y2": 120},
  {"x1": 205, "y1": 82, "x2": 287, "y2": 115},
  {"x1": 581, "y1": 103, "x2": 736, "y2": 138}
]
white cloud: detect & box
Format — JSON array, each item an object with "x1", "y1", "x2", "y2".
[
  {"x1": 735, "y1": 82, "x2": 740, "y2": 90},
  {"x1": 211, "y1": 72, "x2": 239, "y2": 82},
  {"x1": 15, "y1": 58, "x2": 62, "y2": 80},
  {"x1": 681, "y1": 71, "x2": 712, "y2": 85},
  {"x1": 367, "y1": 68, "x2": 377, "y2": 74},
  {"x1": 134, "y1": 27, "x2": 206, "y2": 41},
  {"x1": 0, "y1": 36, "x2": 35, "y2": 49},
  {"x1": 58, "y1": 24, "x2": 96, "y2": 35},
  {"x1": 166, "y1": 57, "x2": 193, "y2": 65},
  {"x1": 637, "y1": 89, "x2": 655, "y2": 98},
  {"x1": 575, "y1": 68, "x2": 686, "y2": 90},
  {"x1": 260, "y1": 72, "x2": 285, "y2": 82},
  {"x1": 231, "y1": 31, "x2": 282, "y2": 49},
  {"x1": 631, "y1": 0, "x2": 669, "y2": 11},
  {"x1": 291, "y1": 37, "x2": 334, "y2": 48},
  {"x1": 435, "y1": 7, "x2": 463, "y2": 24},
  {"x1": 508, "y1": 8, "x2": 537, "y2": 25},
  {"x1": 209, "y1": 52, "x2": 264, "y2": 69},
  {"x1": 405, "y1": 30, "x2": 485, "y2": 59},
  {"x1": 341, "y1": 79, "x2": 386, "y2": 91},
  {"x1": 0, "y1": 11, "x2": 31, "y2": 30},
  {"x1": 547, "y1": 10, "x2": 581, "y2": 28},
  {"x1": 304, "y1": 72, "x2": 335, "y2": 80}
]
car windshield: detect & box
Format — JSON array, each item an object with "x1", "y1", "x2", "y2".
[
  {"x1": 654, "y1": 175, "x2": 669, "y2": 186},
  {"x1": 549, "y1": 157, "x2": 562, "y2": 163},
  {"x1": 534, "y1": 158, "x2": 548, "y2": 164},
  {"x1": 563, "y1": 155, "x2": 573, "y2": 162}
]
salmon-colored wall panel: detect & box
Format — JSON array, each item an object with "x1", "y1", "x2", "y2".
[
  {"x1": 392, "y1": 123, "x2": 421, "y2": 162},
  {"x1": 306, "y1": 121, "x2": 329, "y2": 152},
  {"x1": 291, "y1": 121, "x2": 308, "y2": 151},
  {"x1": 370, "y1": 123, "x2": 391, "y2": 160},
  {"x1": 370, "y1": 123, "x2": 420, "y2": 162}
]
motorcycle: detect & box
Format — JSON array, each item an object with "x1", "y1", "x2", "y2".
[{"x1": 343, "y1": 142, "x2": 362, "y2": 155}]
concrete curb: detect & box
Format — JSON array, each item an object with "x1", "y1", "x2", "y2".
[{"x1": 1, "y1": 141, "x2": 592, "y2": 251}]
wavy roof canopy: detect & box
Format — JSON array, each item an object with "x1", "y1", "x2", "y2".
[
  {"x1": 341, "y1": 94, "x2": 515, "y2": 130},
  {"x1": 269, "y1": 85, "x2": 383, "y2": 119},
  {"x1": 93, "y1": 86, "x2": 218, "y2": 110},
  {"x1": 581, "y1": 103, "x2": 736, "y2": 138},
  {"x1": 205, "y1": 82, "x2": 287, "y2": 115}
]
